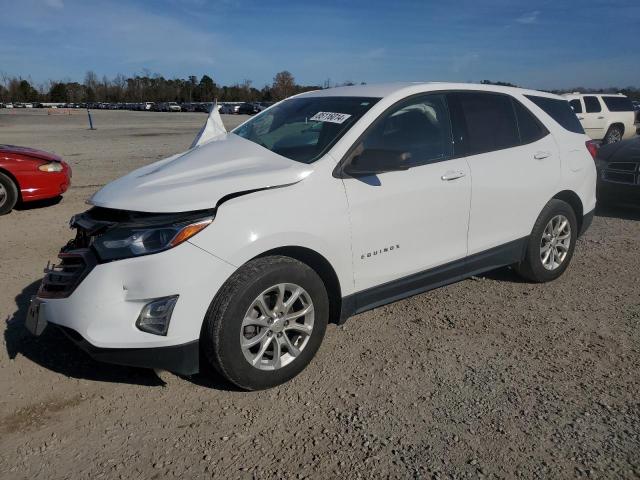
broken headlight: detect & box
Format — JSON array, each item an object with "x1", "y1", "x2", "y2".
[{"x1": 92, "y1": 217, "x2": 213, "y2": 261}]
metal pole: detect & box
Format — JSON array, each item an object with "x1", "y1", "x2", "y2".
[{"x1": 87, "y1": 108, "x2": 96, "y2": 130}]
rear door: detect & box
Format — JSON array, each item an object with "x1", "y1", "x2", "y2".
[
  {"x1": 581, "y1": 96, "x2": 607, "y2": 140},
  {"x1": 448, "y1": 91, "x2": 560, "y2": 256}
]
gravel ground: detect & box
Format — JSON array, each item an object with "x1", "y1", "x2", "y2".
[{"x1": 1, "y1": 110, "x2": 639, "y2": 479}]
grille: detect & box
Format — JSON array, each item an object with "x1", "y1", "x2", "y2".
[
  {"x1": 38, "y1": 249, "x2": 97, "y2": 299},
  {"x1": 608, "y1": 162, "x2": 637, "y2": 172},
  {"x1": 603, "y1": 161, "x2": 639, "y2": 186}
]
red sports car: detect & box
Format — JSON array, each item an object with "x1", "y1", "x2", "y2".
[{"x1": 0, "y1": 145, "x2": 72, "y2": 215}]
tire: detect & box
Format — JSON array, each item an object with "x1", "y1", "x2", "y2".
[
  {"x1": 201, "y1": 255, "x2": 329, "y2": 390},
  {"x1": 603, "y1": 125, "x2": 623, "y2": 144},
  {"x1": 0, "y1": 172, "x2": 18, "y2": 215},
  {"x1": 513, "y1": 199, "x2": 578, "y2": 283}
]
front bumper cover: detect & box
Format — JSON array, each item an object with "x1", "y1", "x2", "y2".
[{"x1": 57, "y1": 324, "x2": 200, "y2": 375}]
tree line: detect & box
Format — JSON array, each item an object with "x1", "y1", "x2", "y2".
[
  {"x1": 479, "y1": 79, "x2": 640, "y2": 101},
  {"x1": 2, "y1": 73, "x2": 638, "y2": 103},
  {"x1": 0, "y1": 70, "x2": 321, "y2": 104}
]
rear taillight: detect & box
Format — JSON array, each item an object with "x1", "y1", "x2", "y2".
[{"x1": 585, "y1": 140, "x2": 598, "y2": 160}]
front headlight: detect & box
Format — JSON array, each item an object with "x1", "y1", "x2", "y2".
[
  {"x1": 93, "y1": 218, "x2": 212, "y2": 261},
  {"x1": 38, "y1": 162, "x2": 64, "y2": 172}
]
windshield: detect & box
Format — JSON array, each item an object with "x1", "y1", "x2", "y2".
[{"x1": 232, "y1": 96, "x2": 380, "y2": 163}]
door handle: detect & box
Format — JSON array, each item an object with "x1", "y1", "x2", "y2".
[
  {"x1": 597, "y1": 116, "x2": 604, "y2": 119},
  {"x1": 534, "y1": 151, "x2": 551, "y2": 160},
  {"x1": 578, "y1": 116, "x2": 584, "y2": 120},
  {"x1": 441, "y1": 170, "x2": 466, "y2": 181}
]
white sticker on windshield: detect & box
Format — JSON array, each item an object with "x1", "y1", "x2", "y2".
[{"x1": 310, "y1": 112, "x2": 352, "y2": 124}]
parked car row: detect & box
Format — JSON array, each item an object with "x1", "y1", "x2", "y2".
[
  {"x1": 0, "y1": 102, "x2": 33, "y2": 108},
  {"x1": 0, "y1": 101, "x2": 276, "y2": 113},
  {"x1": 0, "y1": 100, "x2": 276, "y2": 114}
]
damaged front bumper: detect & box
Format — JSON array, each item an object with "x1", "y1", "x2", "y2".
[{"x1": 28, "y1": 211, "x2": 237, "y2": 374}]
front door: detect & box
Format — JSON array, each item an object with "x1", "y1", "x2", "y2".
[{"x1": 340, "y1": 93, "x2": 471, "y2": 293}]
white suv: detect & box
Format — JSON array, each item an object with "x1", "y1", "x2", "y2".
[
  {"x1": 563, "y1": 93, "x2": 636, "y2": 144},
  {"x1": 27, "y1": 83, "x2": 597, "y2": 390}
]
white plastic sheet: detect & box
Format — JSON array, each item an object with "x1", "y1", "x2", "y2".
[{"x1": 190, "y1": 101, "x2": 227, "y2": 148}]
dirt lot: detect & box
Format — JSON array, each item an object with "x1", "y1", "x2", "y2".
[{"x1": 1, "y1": 109, "x2": 639, "y2": 479}]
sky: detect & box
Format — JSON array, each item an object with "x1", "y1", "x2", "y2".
[{"x1": 0, "y1": 0, "x2": 638, "y2": 90}]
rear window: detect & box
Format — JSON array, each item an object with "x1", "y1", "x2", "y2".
[
  {"x1": 455, "y1": 92, "x2": 519, "y2": 154},
  {"x1": 525, "y1": 95, "x2": 585, "y2": 134},
  {"x1": 583, "y1": 96, "x2": 602, "y2": 113},
  {"x1": 569, "y1": 99, "x2": 582, "y2": 113},
  {"x1": 601, "y1": 96, "x2": 634, "y2": 112}
]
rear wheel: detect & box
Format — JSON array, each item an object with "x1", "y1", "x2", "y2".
[
  {"x1": 603, "y1": 125, "x2": 623, "y2": 144},
  {"x1": 0, "y1": 172, "x2": 18, "y2": 215},
  {"x1": 202, "y1": 256, "x2": 329, "y2": 390},
  {"x1": 514, "y1": 199, "x2": 577, "y2": 283}
]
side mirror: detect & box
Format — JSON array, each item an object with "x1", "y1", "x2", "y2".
[{"x1": 343, "y1": 149, "x2": 412, "y2": 176}]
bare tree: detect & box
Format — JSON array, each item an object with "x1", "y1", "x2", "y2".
[{"x1": 272, "y1": 71, "x2": 295, "y2": 100}]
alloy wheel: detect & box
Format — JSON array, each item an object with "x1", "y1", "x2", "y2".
[
  {"x1": 0, "y1": 183, "x2": 6, "y2": 208},
  {"x1": 540, "y1": 215, "x2": 571, "y2": 270},
  {"x1": 240, "y1": 283, "x2": 314, "y2": 371},
  {"x1": 606, "y1": 128, "x2": 622, "y2": 144}
]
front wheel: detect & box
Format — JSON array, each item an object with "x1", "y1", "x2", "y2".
[
  {"x1": 201, "y1": 256, "x2": 329, "y2": 390},
  {"x1": 514, "y1": 199, "x2": 578, "y2": 283},
  {"x1": 0, "y1": 172, "x2": 18, "y2": 215}
]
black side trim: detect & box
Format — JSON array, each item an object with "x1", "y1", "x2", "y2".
[
  {"x1": 338, "y1": 237, "x2": 528, "y2": 324},
  {"x1": 57, "y1": 325, "x2": 199, "y2": 375},
  {"x1": 579, "y1": 209, "x2": 594, "y2": 237}
]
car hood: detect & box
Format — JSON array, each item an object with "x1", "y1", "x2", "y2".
[
  {"x1": 597, "y1": 137, "x2": 640, "y2": 163},
  {"x1": 0, "y1": 144, "x2": 62, "y2": 162},
  {"x1": 89, "y1": 133, "x2": 313, "y2": 213}
]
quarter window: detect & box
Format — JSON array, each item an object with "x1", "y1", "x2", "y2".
[
  {"x1": 512, "y1": 99, "x2": 549, "y2": 144},
  {"x1": 601, "y1": 96, "x2": 633, "y2": 112},
  {"x1": 354, "y1": 94, "x2": 453, "y2": 167},
  {"x1": 583, "y1": 96, "x2": 602, "y2": 113},
  {"x1": 569, "y1": 99, "x2": 583, "y2": 113},
  {"x1": 455, "y1": 92, "x2": 519, "y2": 155}
]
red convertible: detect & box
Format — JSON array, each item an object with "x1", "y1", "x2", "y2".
[{"x1": 0, "y1": 145, "x2": 71, "y2": 214}]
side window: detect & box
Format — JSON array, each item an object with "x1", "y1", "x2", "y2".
[
  {"x1": 512, "y1": 99, "x2": 549, "y2": 144},
  {"x1": 583, "y1": 96, "x2": 602, "y2": 113},
  {"x1": 356, "y1": 94, "x2": 453, "y2": 166},
  {"x1": 456, "y1": 92, "x2": 519, "y2": 155},
  {"x1": 569, "y1": 99, "x2": 583, "y2": 113}
]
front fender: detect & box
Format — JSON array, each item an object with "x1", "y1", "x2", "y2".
[{"x1": 188, "y1": 172, "x2": 355, "y2": 296}]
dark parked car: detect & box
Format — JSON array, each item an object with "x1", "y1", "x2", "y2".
[
  {"x1": 218, "y1": 104, "x2": 237, "y2": 114},
  {"x1": 181, "y1": 103, "x2": 198, "y2": 112},
  {"x1": 238, "y1": 102, "x2": 260, "y2": 115},
  {"x1": 195, "y1": 103, "x2": 213, "y2": 113},
  {"x1": 257, "y1": 102, "x2": 275, "y2": 111},
  {"x1": 596, "y1": 137, "x2": 640, "y2": 205}
]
